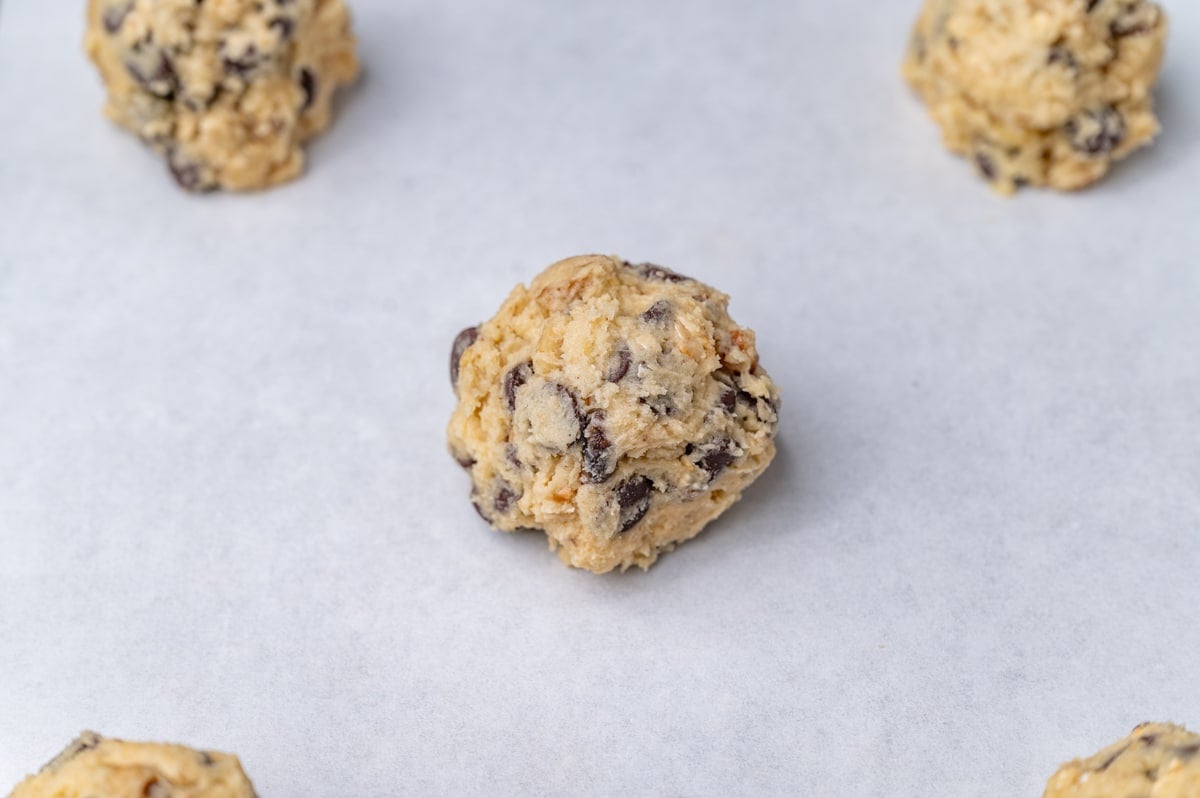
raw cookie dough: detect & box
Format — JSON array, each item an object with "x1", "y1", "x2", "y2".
[
  {"x1": 447, "y1": 255, "x2": 780, "y2": 574},
  {"x1": 902, "y1": 0, "x2": 1167, "y2": 193},
  {"x1": 1044, "y1": 722, "x2": 1200, "y2": 798},
  {"x1": 85, "y1": 0, "x2": 359, "y2": 191},
  {"x1": 7, "y1": 731, "x2": 258, "y2": 798}
]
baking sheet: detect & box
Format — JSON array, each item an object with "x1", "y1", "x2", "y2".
[{"x1": 1, "y1": 1, "x2": 1199, "y2": 795}]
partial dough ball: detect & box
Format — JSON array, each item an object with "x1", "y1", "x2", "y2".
[
  {"x1": 903, "y1": 0, "x2": 1167, "y2": 193},
  {"x1": 447, "y1": 255, "x2": 780, "y2": 574},
  {"x1": 8, "y1": 731, "x2": 258, "y2": 798},
  {"x1": 1043, "y1": 722, "x2": 1200, "y2": 798},
  {"x1": 85, "y1": 0, "x2": 359, "y2": 191}
]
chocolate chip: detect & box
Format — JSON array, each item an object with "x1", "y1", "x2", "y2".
[
  {"x1": 640, "y1": 300, "x2": 673, "y2": 325},
  {"x1": 975, "y1": 152, "x2": 997, "y2": 181},
  {"x1": 299, "y1": 67, "x2": 317, "y2": 111},
  {"x1": 738, "y1": 389, "x2": 778, "y2": 423},
  {"x1": 692, "y1": 438, "x2": 737, "y2": 481},
  {"x1": 1047, "y1": 44, "x2": 1077, "y2": 69},
  {"x1": 640, "y1": 395, "x2": 674, "y2": 417},
  {"x1": 1177, "y1": 743, "x2": 1200, "y2": 761},
  {"x1": 198, "y1": 752, "x2": 215, "y2": 766},
  {"x1": 166, "y1": 150, "x2": 211, "y2": 193},
  {"x1": 607, "y1": 345, "x2": 632, "y2": 383},
  {"x1": 503, "y1": 361, "x2": 532, "y2": 411},
  {"x1": 455, "y1": 455, "x2": 476, "y2": 469},
  {"x1": 103, "y1": 2, "x2": 132, "y2": 34},
  {"x1": 500, "y1": 445, "x2": 520, "y2": 471},
  {"x1": 558, "y1": 384, "x2": 586, "y2": 430},
  {"x1": 1097, "y1": 744, "x2": 1130, "y2": 772},
  {"x1": 1086, "y1": 0, "x2": 1102, "y2": 11},
  {"x1": 615, "y1": 475, "x2": 653, "y2": 533},
  {"x1": 1111, "y1": 5, "x2": 1158, "y2": 37},
  {"x1": 127, "y1": 52, "x2": 177, "y2": 99},
  {"x1": 1139, "y1": 733, "x2": 1159, "y2": 746},
  {"x1": 269, "y1": 17, "x2": 295, "y2": 39},
  {"x1": 629, "y1": 261, "x2": 690, "y2": 283},
  {"x1": 449, "y1": 326, "x2": 479, "y2": 389},
  {"x1": 719, "y1": 387, "x2": 737, "y2": 413},
  {"x1": 494, "y1": 485, "x2": 518, "y2": 514},
  {"x1": 582, "y1": 411, "x2": 615, "y2": 483},
  {"x1": 1066, "y1": 107, "x2": 1125, "y2": 156},
  {"x1": 222, "y1": 44, "x2": 261, "y2": 76}
]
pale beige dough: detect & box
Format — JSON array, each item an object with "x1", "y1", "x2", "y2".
[
  {"x1": 903, "y1": 0, "x2": 1167, "y2": 193},
  {"x1": 7, "y1": 731, "x2": 257, "y2": 798},
  {"x1": 1044, "y1": 722, "x2": 1200, "y2": 798},
  {"x1": 447, "y1": 255, "x2": 780, "y2": 574},
  {"x1": 85, "y1": 0, "x2": 359, "y2": 191}
]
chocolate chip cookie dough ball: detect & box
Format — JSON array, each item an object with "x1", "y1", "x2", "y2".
[
  {"x1": 84, "y1": 0, "x2": 359, "y2": 191},
  {"x1": 447, "y1": 255, "x2": 780, "y2": 574},
  {"x1": 8, "y1": 731, "x2": 258, "y2": 798},
  {"x1": 902, "y1": 0, "x2": 1167, "y2": 194},
  {"x1": 1043, "y1": 722, "x2": 1200, "y2": 798}
]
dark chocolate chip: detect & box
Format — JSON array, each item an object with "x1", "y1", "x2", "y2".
[
  {"x1": 449, "y1": 326, "x2": 479, "y2": 389},
  {"x1": 640, "y1": 395, "x2": 674, "y2": 417},
  {"x1": 975, "y1": 152, "x2": 997, "y2": 181},
  {"x1": 103, "y1": 2, "x2": 132, "y2": 34},
  {"x1": 1096, "y1": 744, "x2": 1130, "y2": 772},
  {"x1": 506, "y1": 441, "x2": 525, "y2": 468},
  {"x1": 222, "y1": 44, "x2": 261, "y2": 76},
  {"x1": 455, "y1": 455, "x2": 476, "y2": 469},
  {"x1": 582, "y1": 411, "x2": 615, "y2": 484},
  {"x1": 269, "y1": 16, "x2": 295, "y2": 39},
  {"x1": 127, "y1": 52, "x2": 177, "y2": 99},
  {"x1": 299, "y1": 67, "x2": 317, "y2": 111},
  {"x1": 628, "y1": 261, "x2": 690, "y2": 283},
  {"x1": 1111, "y1": 9, "x2": 1155, "y2": 37},
  {"x1": 1177, "y1": 743, "x2": 1200, "y2": 761},
  {"x1": 615, "y1": 475, "x2": 653, "y2": 533},
  {"x1": 199, "y1": 751, "x2": 215, "y2": 767},
  {"x1": 1139, "y1": 733, "x2": 1159, "y2": 746},
  {"x1": 503, "y1": 361, "x2": 532, "y2": 411},
  {"x1": 494, "y1": 485, "x2": 518, "y2": 514},
  {"x1": 640, "y1": 300, "x2": 673, "y2": 325},
  {"x1": 166, "y1": 150, "x2": 211, "y2": 193},
  {"x1": 607, "y1": 345, "x2": 632, "y2": 383},
  {"x1": 1086, "y1": 0, "x2": 1102, "y2": 11},
  {"x1": 1047, "y1": 44, "x2": 1077, "y2": 69},
  {"x1": 1066, "y1": 107, "x2": 1125, "y2": 156},
  {"x1": 554, "y1": 383, "x2": 586, "y2": 435},
  {"x1": 719, "y1": 387, "x2": 737, "y2": 413},
  {"x1": 692, "y1": 438, "x2": 737, "y2": 481}
]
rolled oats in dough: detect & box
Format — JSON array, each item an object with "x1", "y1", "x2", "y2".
[
  {"x1": 902, "y1": 0, "x2": 1167, "y2": 193},
  {"x1": 7, "y1": 731, "x2": 258, "y2": 798},
  {"x1": 85, "y1": 0, "x2": 359, "y2": 192},
  {"x1": 447, "y1": 255, "x2": 780, "y2": 574},
  {"x1": 1044, "y1": 722, "x2": 1200, "y2": 798}
]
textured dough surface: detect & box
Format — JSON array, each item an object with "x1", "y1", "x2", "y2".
[
  {"x1": 447, "y1": 255, "x2": 780, "y2": 574},
  {"x1": 1044, "y1": 723, "x2": 1200, "y2": 798},
  {"x1": 7, "y1": 731, "x2": 257, "y2": 798},
  {"x1": 902, "y1": 0, "x2": 1167, "y2": 193},
  {"x1": 85, "y1": 0, "x2": 359, "y2": 191}
]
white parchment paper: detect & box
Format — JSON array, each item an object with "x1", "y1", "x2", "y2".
[{"x1": 1, "y1": 1, "x2": 1198, "y2": 795}]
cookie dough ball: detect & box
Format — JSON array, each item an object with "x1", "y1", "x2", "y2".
[
  {"x1": 1044, "y1": 722, "x2": 1200, "y2": 798},
  {"x1": 902, "y1": 0, "x2": 1167, "y2": 193},
  {"x1": 447, "y1": 255, "x2": 780, "y2": 574},
  {"x1": 84, "y1": 0, "x2": 359, "y2": 191},
  {"x1": 8, "y1": 731, "x2": 258, "y2": 798}
]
